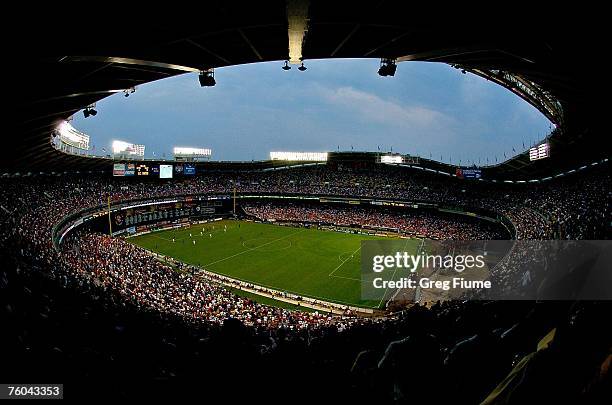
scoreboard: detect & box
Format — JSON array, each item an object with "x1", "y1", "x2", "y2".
[
  {"x1": 112, "y1": 163, "x2": 193, "y2": 177},
  {"x1": 136, "y1": 164, "x2": 149, "y2": 176}
]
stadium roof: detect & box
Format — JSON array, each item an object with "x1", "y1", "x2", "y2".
[{"x1": 10, "y1": 2, "x2": 600, "y2": 176}]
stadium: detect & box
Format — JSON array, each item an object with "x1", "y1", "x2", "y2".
[{"x1": 2, "y1": 3, "x2": 610, "y2": 403}]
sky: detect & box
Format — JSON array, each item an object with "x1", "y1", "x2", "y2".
[{"x1": 72, "y1": 59, "x2": 551, "y2": 164}]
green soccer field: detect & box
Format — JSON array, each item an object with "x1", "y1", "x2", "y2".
[{"x1": 127, "y1": 220, "x2": 421, "y2": 308}]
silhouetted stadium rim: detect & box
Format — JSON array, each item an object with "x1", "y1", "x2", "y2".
[{"x1": 11, "y1": 2, "x2": 601, "y2": 179}]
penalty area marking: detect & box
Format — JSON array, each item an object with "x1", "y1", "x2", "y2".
[
  {"x1": 329, "y1": 246, "x2": 361, "y2": 278},
  {"x1": 377, "y1": 237, "x2": 412, "y2": 308}
]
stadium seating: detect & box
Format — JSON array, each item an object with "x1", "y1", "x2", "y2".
[{"x1": 0, "y1": 163, "x2": 609, "y2": 402}]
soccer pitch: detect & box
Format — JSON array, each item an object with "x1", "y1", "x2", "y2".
[{"x1": 127, "y1": 220, "x2": 421, "y2": 308}]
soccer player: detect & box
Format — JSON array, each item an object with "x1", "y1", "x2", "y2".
[
  {"x1": 172, "y1": 238, "x2": 175, "y2": 243},
  {"x1": 209, "y1": 233, "x2": 212, "y2": 238},
  {"x1": 193, "y1": 240, "x2": 196, "y2": 246}
]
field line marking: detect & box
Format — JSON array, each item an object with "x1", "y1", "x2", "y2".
[
  {"x1": 377, "y1": 237, "x2": 411, "y2": 308},
  {"x1": 328, "y1": 246, "x2": 361, "y2": 277},
  {"x1": 203, "y1": 229, "x2": 306, "y2": 267},
  {"x1": 329, "y1": 275, "x2": 365, "y2": 282}
]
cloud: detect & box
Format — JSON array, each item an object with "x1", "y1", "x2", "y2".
[{"x1": 317, "y1": 86, "x2": 456, "y2": 132}]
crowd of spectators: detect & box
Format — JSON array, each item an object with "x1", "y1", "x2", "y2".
[
  {"x1": 61, "y1": 232, "x2": 345, "y2": 329},
  {"x1": 1, "y1": 162, "x2": 610, "y2": 402},
  {"x1": 244, "y1": 202, "x2": 508, "y2": 240}
]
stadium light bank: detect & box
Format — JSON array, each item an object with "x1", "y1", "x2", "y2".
[{"x1": 270, "y1": 151, "x2": 328, "y2": 161}]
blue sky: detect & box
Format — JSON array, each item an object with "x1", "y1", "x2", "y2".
[{"x1": 72, "y1": 59, "x2": 551, "y2": 164}]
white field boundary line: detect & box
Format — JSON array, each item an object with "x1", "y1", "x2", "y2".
[
  {"x1": 204, "y1": 229, "x2": 307, "y2": 267},
  {"x1": 378, "y1": 236, "x2": 412, "y2": 308},
  {"x1": 143, "y1": 244, "x2": 378, "y2": 312},
  {"x1": 329, "y1": 275, "x2": 366, "y2": 282},
  {"x1": 136, "y1": 226, "x2": 381, "y2": 311},
  {"x1": 389, "y1": 237, "x2": 426, "y2": 304},
  {"x1": 328, "y1": 246, "x2": 361, "y2": 277},
  {"x1": 412, "y1": 238, "x2": 427, "y2": 304},
  {"x1": 143, "y1": 246, "x2": 375, "y2": 315}
]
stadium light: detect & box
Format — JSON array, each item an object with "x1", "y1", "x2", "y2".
[
  {"x1": 56, "y1": 121, "x2": 90, "y2": 150},
  {"x1": 123, "y1": 87, "x2": 136, "y2": 97},
  {"x1": 270, "y1": 151, "x2": 328, "y2": 161},
  {"x1": 378, "y1": 58, "x2": 397, "y2": 77},
  {"x1": 198, "y1": 69, "x2": 216, "y2": 87},
  {"x1": 380, "y1": 154, "x2": 404, "y2": 164},
  {"x1": 83, "y1": 104, "x2": 97, "y2": 118},
  {"x1": 112, "y1": 140, "x2": 145, "y2": 159},
  {"x1": 529, "y1": 142, "x2": 550, "y2": 161},
  {"x1": 173, "y1": 147, "x2": 212, "y2": 161}
]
